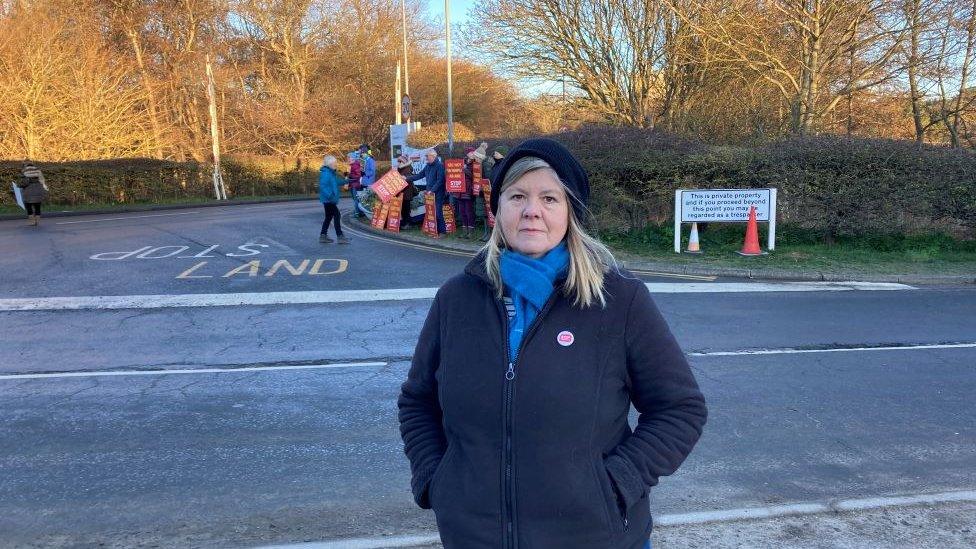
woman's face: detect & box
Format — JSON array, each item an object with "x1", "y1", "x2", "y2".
[{"x1": 498, "y1": 169, "x2": 569, "y2": 258}]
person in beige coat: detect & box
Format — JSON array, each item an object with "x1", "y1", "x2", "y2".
[{"x1": 17, "y1": 162, "x2": 48, "y2": 226}]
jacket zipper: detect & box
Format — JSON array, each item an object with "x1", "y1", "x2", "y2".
[{"x1": 497, "y1": 293, "x2": 560, "y2": 549}]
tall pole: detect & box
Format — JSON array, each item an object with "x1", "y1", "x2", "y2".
[
  {"x1": 401, "y1": 0, "x2": 410, "y2": 101},
  {"x1": 445, "y1": 0, "x2": 454, "y2": 153},
  {"x1": 206, "y1": 54, "x2": 227, "y2": 200},
  {"x1": 395, "y1": 60, "x2": 402, "y2": 125}
]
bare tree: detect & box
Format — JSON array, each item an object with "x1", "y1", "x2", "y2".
[
  {"x1": 466, "y1": 0, "x2": 675, "y2": 127},
  {"x1": 666, "y1": 0, "x2": 909, "y2": 134}
]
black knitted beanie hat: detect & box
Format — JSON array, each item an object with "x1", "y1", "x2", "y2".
[{"x1": 489, "y1": 138, "x2": 590, "y2": 223}]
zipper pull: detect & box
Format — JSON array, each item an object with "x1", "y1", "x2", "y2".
[{"x1": 505, "y1": 362, "x2": 515, "y2": 380}]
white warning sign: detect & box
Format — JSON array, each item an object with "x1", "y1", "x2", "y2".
[{"x1": 679, "y1": 189, "x2": 771, "y2": 223}]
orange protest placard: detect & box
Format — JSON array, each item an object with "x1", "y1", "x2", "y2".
[
  {"x1": 422, "y1": 193, "x2": 438, "y2": 236},
  {"x1": 386, "y1": 195, "x2": 403, "y2": 233},
  {"x1": 372, "y1": 169, "x2": 407, "y2": 203},
  {"x1": 445, "y1": 158, "x2": 464, "y2": 193},
  {"x1": 371, "y1": 201, "x2": 390, "y2": 229},
  {"x1": 442, "y1": 204, "x2": 457, "y2": 233}
]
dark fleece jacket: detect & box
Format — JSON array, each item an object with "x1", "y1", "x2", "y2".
[{"x1": 398, "y1": 253, "x2": 707, "y2": 548}]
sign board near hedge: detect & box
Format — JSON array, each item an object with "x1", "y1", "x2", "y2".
[
  {"x1": 679, "y1": 189, "x2": 772, "y2": 222},
  {"x1": 674, "y1": 188, "x2": 777, "y2": 253}
]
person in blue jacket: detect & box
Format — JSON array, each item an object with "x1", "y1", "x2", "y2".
[
  {"x1": 359, "y1": 144, "x2": 377, "y2": 188},
  {"x1": 318, "y1": 155, "x2": 349, "y2": 244},
  {"x1": 405, "y1": 149, "x2": 447, "y2": 234}
]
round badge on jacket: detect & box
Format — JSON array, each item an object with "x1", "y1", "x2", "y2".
[{"x1": 556, "y1": 331, "x2": 575, "y2": 347}]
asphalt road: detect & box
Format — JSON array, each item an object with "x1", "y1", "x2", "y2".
[{"x1": 1, "y1": 200, "x2": 974, "y2": 548}]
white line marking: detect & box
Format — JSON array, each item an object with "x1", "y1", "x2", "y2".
[
  {"x1": 253, "y1": 489, "x2": 976, "y2": 548},
  {"x1": 56, "y1": 211, "x2": 196, "y2": 224},
  {"x1": 0, "y1": 289, "x2": 439, "y2": 311},
  {"x1": 646, "y1": 281, "x2": 914, "y2": 293},
  {"x1": 0, "y1": 282, "x2": 915, "y2": 312},
  {"x1": 689, "y1": 343, "x2": 976, "y2": 357},
  {"x1": 0, "y1": 361, "x2": 387, "y2": 381},
  {"x1": 656, "y1": 503, "x2": 831, "y2": 526}
]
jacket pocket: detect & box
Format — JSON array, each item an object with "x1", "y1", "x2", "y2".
[
  {"x1": 427, "y1": 443, "x2": 456, "y2": 508},
  {"x1": 595, "y1": 460, "x2": 628, "y2": 535}
]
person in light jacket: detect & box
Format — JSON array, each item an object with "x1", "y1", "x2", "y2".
[
  {"x1": 17, "y1": 161, "x2": 48, "y2": 226},
  {"x1": 398, "y1": 138, "x2": 707, "y2": 548},
  {"x1": 318, "y1": 155, "x2": 349, "y2": 244}
]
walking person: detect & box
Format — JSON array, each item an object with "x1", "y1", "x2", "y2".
[
  {"x1": 398, "y1": 138, "x2": 707, "y2": 548},
  {"x1": 318, "y1": 155, "x2": 349, "y2": 244},
  {"x1": 405, "y1": 149, "x2": 447, "y2": 235},
  {"x1": 17, "y1": 161, "x2": 48, "y2": 226},
  {"x1": 347, "y1": 152, "x2": 365, "y2": 218}
]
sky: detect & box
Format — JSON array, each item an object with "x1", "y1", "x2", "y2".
[
  {"x1": 427, "y1": 0, "x2": 475, "y2": 27},
  {"x1": 422, "y1": 0, "x2": 561, "y2": 96}
]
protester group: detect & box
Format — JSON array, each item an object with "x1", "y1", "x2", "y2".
[{"x1": 317, "y1": 142, "x2": 509, "y2": 243}]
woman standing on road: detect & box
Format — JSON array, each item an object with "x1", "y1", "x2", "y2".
[
  {"x1": 318, "y1": 155, "x2": 349, "y2": 244},
  {"x1": 398, "y1": 138, "x2": 707, "y2": 548},
  {"x1": 18, "y1": 161, "x2": 48, "y2": 226}
]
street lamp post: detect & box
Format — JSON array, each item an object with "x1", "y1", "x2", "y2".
[
  {"x1": 401, "y1": 0, "x2": 410, "y2": 107},
  {"x1": 445, "y1": 0, "x2": 454, "y2": 153}
]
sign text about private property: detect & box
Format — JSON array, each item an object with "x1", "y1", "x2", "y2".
[{"x1": 680, "y1": 189, "x2": 771, "y2": 222}]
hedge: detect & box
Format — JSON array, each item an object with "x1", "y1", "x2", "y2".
[
  {"x1": 1, "y1": 157, "x2": 318, "y2": 207},
  {"x1": 457, "y1": 125, "x2": 976, "y2": 240}
]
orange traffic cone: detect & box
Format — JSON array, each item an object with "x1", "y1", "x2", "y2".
[
  {"x1": 736, "y1": 205, "x2": 763, "y2": 256},
  {"x1": 685, "y1": 222, "x2": 702, "y2": 254}
]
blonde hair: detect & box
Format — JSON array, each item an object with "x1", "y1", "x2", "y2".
[
  {"x1": 323, "y1": 155, "x2": 337, "y2": 169},
  {"x1": 484, "y1": 157, "x2": 617, "y2": 308}
]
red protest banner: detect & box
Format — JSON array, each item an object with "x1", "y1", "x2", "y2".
[
  {"x1": 371, "y1": 201, "x2": 390, "y2": 229},
  {"x1": 386, "y1": 195, "x2": 403, "y2": 233},
  {"x1": 372, "y1": 169, "x2": 407, "y2": 203},
  {"x1": 442, "y1": 204, "x2": 457, "y2": 233},
  {"x1": 445, "y1": 158, "x2": 464, "y2": 193},
  {"x1": 473, "y1": 161, "x2": 482, "y2": 182},
  {"x1": 422, "y1": 193, "x2": 438, "y2": 236}
]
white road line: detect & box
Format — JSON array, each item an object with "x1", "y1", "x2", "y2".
[
  {"x1": 254, "y1": 489, "x2": 976, "y2": 549},
  {"x1": 689, "y1": 343, "x2": 976, "y2": 357},
  {"x1": 0, "y1": 281, "x2": 915, "y2": 312},
  {"x1": 0, "y1": 361, "x2": 387, "y2": 381},
  {"x1": 0, "y1": 288, "x2": 439, "y2": 311},
  {"x1": 56, "y1": 211, "x2": 196, "y2": 224},
  {"x1": 646, "y1": 281, "x2": 914, "y2": 293}
]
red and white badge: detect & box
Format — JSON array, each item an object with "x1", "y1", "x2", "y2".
[{"x1": 556, "y1": 330, "x2": 575, "y2": 347}]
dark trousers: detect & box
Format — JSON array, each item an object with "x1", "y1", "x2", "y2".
[
  {"x1": 434, "y1": 194, "x2": 447, "y2": 234},
  {"x1": 26, "y1": 203, "x2": 41, "y2": 215},
  {"x1": 320, "y1": 203, "x2": 342, "y2": 236},
  {"x1": 457, "y1": 198, "x2": 475, "y2": 228}
]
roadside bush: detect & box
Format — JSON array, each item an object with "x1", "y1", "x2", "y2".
[
  {"x1": 0, "y1": 157, "x2": 316, "y2": 207},
  {"x1": 455, "y1": 125, "x2": 976, "y2": 242}
]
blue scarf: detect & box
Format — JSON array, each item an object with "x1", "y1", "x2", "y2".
[{"x1": 499, "y1": 242, "x2": 569, "y2": 362}]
